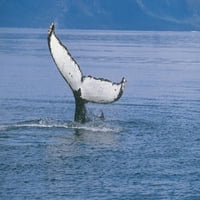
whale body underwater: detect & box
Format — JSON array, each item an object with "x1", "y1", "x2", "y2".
[{"x1": 48, "y1": 23, "x2": 126, "y2": 123}]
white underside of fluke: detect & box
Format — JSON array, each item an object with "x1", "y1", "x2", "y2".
[{"x1": 48, "y1": 23, "x2": 126, "y2": 104}]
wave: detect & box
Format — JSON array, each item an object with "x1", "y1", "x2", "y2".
[{"x1": 0, "y1": 118, "x2": 122, "y2": 133}]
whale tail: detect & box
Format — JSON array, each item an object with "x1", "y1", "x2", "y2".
[{"x1": 48, "y1": 23, "x2": 126, "y2": 123}]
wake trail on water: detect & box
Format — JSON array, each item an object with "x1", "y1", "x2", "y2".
[{"x1": 0, "y1": 118, "x2": 123, "y2": 133}]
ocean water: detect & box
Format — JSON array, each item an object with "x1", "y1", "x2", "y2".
[{"x1": 0, "y1": 27, "x2": 200, "y2": 199}]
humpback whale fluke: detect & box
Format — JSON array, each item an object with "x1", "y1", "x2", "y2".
[{"x1": 48, "y1": 23, "x2": 126, "y2": 123}]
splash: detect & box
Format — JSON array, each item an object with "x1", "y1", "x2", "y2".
[{"x1": 0, "y1": 118, "x2": 122, "y2": 133}]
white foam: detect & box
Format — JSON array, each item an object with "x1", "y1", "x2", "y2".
[{"x1": 0, "y1": 118, "x2": 122, "y2": 133}]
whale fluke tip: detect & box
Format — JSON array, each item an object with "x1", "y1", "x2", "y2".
[
  {"x1": 48, "y1": 23, "x2": 55, "y2": 35},
  {"x1": 122, "y1": 77, "x2": 126, "y2": 83},
  {"x1": 121, "y1": 77, "x2": 126, "y2": 90}
]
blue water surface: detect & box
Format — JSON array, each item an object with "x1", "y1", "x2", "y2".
[{"x1": 0, "y1": 28, "x2": 200, "y2": 199}]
